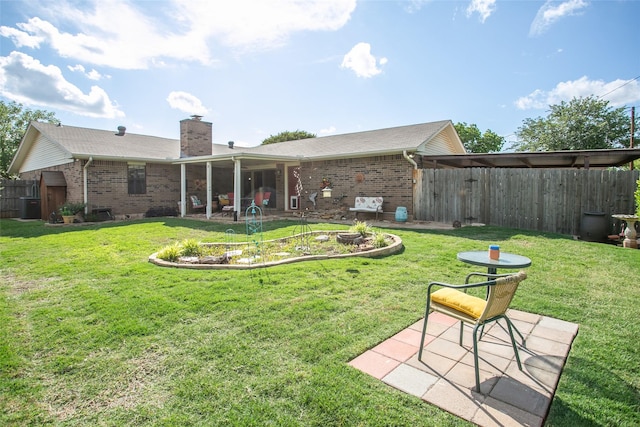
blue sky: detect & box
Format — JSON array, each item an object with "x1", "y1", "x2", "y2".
[{"x1": 1, "y1": 0, "x2": 638, "y2": 149}]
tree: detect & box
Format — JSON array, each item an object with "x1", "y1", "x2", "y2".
[
  {"x1": 1, "y1": 101, "x2": 58, "y2": 178},
  {"x1": 512, "y1": 96, "x2": 632, "y2": 152},
  {"x1": 261, "y1": 130, "x2": 316, "y2": 145},
  {"x1": 454, "y1": 122, "x2": 504, "y2": 153}
]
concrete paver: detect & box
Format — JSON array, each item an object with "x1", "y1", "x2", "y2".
[{"x1": 349, "y1": 309, "x2": 579, "y2": 427}]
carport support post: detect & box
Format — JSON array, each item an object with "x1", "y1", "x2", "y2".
[
  {"x1": 180, "y1": 163, "x2": 186, "y2": 217},
  {"x1": 233, "y1": 158, "x2": 242, "y2": 221},
  {"x1": 206, "y1": 161, "x2": 212, "y2": 219}
]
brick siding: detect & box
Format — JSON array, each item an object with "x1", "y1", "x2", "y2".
[{"x1": 298, "y1": 155, "x2": 415, "y2": 219}]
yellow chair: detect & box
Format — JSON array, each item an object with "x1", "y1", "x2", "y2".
[{"x1": 418, "y1": 270, "x2": 527, "y2": 392}]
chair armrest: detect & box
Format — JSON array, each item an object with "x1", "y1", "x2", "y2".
[
  {"x1": 465, "y1": 271, "x2": 513, "y2": 284},
  {"x1": 427, "y1": 278, "x2": 496, "y2": 295}
]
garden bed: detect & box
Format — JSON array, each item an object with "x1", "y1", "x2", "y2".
[{"x1": 149, "y1": 230, "x2": 403, "y2": 269}]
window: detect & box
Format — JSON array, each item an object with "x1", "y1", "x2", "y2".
[{"x1": 128, "y1": 164, "x2": 146, "y2": 194}]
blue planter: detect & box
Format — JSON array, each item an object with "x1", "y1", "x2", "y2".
[{"x1": 395, "y1": 206, "x2": 407, "y2": 222}]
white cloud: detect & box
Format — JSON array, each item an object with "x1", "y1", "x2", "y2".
[
  {"x1": 530, "y1": 0, "x2": 587, "y2": 36},
  {"x1": 402, "y1": 0, "x2": 431, "y2": 14},
  {"x1": 0, "y1": 51, "x2": 124, "y2": 118},
  {"x1": 318, "y1": 125, "x2": 336, "y2": 135},
  {"x1": 1, "y1": 0, "x2": 356, "y2": 70},
  {"x1": 515, "y1": 76, "x2": 640, "y2": 110},
  {"x1": 0, "y1": 25, "x2": 44, "y2": 48},
  {"x1": 166, "y1": 91, "x2": 209, "y2": 116},
  {"x1": 341, "y1": 42, "x2": 386, "y2": 78},
  {"x1": 466, "y1": 0, "x2": 496, "y2": 23},
  {"x1": 176, "y1": 0, "x2": 356, "y2": 51},
  {"x1": 68, "y1": 64, "x2": 108, "y2": 81}
]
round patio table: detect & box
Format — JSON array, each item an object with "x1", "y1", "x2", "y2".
[{"x1": 457, "y1": 251, "x2": 531, "y2": 275}]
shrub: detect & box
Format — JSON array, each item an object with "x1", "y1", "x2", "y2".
[
  {"x1": 635, "y1": 178, "x2": 640, "y2": 217},
  {"x1": 180, "y1": 239, "x2": 202, "y2": 257},
  {"x1": 350, "y1": 220, "x2": 371, "y2": 237},
  {"x1": 157, "y1": 243, "x2": 181, "y2": 262},
  {"x1": 145, "y1": 206, "x2": 178, "y2": 217},
  {"x1": 372, "y1": 233, "x2": 389, "y2": 248}
]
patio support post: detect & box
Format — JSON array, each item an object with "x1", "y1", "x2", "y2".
[
  {"x1": 206, "y1": 161, "x2": 212, "y2": 219},
  {"x1": 83, "y1": 156, "x2": 93, "y2": 214},
  {"x1": 233, "y1": 157, "x2": 242, "y2": 220},
  {"x1": 180, "y1": 163, "x2": 186, "y2": 217}
]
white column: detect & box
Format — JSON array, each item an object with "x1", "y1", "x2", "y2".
[
  {"x1": 180, "y1": 164, "x2": 186, "y2": 217},
  {"x1": 206, "y1": 161, "x2": 212, "y2": 219},
  {"x1": 233, "y1": 158, "x2": 242, "y2": 219}
]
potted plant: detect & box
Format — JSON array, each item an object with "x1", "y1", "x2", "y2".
[{"x1": 59, "y1": 202, "x2": 86, "y2": 224}]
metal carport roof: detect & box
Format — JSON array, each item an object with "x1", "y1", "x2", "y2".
[{"x1": 421, "y1": 148, "x2": 640, "y2": 169}]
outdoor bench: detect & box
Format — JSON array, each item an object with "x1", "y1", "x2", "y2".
[{"x1": 349, "y1": 196, "x2": 383, "y2": 220}]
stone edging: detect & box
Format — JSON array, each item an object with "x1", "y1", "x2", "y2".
[{"x1": 148, "y1": 231, "x2": 403, "y2": 270}]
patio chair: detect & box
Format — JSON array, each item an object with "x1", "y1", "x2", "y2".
[
  {"x1": 418, "y1": 270, "x2": 527, "y2": 392},
  {"x1": 189, "y1": 195, "x2": 205, "y2": 212},
  {"x1": 254, "y1": 191, "x2": 264, "y2": 206}
]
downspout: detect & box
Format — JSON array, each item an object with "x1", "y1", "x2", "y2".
[
  {"x1": 83, "y1": 157, "x2": 93, "y2": 214},
  {"x1": 403, "y1": 151, "x2": 418, "y2": 222},
  {"x1": 403, "y1": 150, "x2": 417, "y2": 169}
]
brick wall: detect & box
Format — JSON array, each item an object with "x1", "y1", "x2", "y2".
[
  {"x1": 21, "y1": 161, "x2": 182, "y2": 216},
  {"x1": 298, "y1": 155, "x2": 415, "y2": 219},
  {"x1": 86, "y1": 160, "x2": 181, "y2": 215}
]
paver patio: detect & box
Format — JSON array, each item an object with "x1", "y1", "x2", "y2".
[{"x1": 349, "y1": 309, "x2": 579, "y2": 427}]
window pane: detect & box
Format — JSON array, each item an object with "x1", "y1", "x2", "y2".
[{"x1": 128, "y1": 165, "x2": 146, "y2": 194}]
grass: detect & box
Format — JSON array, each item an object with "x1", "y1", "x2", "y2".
[{"x1": 1, "y1": 217, "x2": 639, "y2": 426}]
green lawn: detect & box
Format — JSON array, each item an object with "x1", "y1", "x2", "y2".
[{"x1": 1, "y1": 218, "x2": 638, "y2": 426}]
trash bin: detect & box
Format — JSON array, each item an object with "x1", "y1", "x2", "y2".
[
  {"x1": 580, "y1": 211, "x2": 608, "y2": 242},
  {"x1": 19, "y1": 197, "x2": 41, "y2": 219},
  {"x1": 395, "y1": 206, "x2": 408, "y2": 222}
]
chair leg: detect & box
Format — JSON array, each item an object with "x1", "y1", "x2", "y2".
[
  {"x1": 418, "y1": 303, "x2": 432, "y2": 361},
  {"x1": 472, "y1": 323, "x2": 482, "y2": 392},
  {"x1": 504, "y1": 317, "x2": 523, "y2": 371},
  {"x1": 459, "y1": 321, "x2": 464, "y2": 345}
]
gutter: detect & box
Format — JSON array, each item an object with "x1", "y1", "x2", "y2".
[
  {"x1": 403, "y1": 150, "x2": 418, "y2": 169},
  {"x1": 83, "y1": 156, "x2": 93, "y2": 214}
]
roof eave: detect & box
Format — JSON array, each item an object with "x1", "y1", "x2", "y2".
[
  {"x1": 305, "y1": 148, "x2": 416, "y2": 162},
  {"x1": 72, "y1": 154, "x2": 177, "y2": 163}
]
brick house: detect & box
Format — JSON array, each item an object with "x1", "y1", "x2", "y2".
[{"x1": 8, "y1": 117, "x2": 466, "y2": 221}]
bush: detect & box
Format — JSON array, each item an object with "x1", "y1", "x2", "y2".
[
  {"x1": 145, "y1": 206, "x2": 178, "y2": 217},
  {"x1": 156, "y1": 243, "x2": 181, "y2": 262},
  {"x1": 372, "y1": 233, "x2": 389, "y2": 248},
  {"x1": 635, "y1": 178, "x2": 640, "y2": 217},
  {"x1": 180, "y1": 239, "x2": 202, "y2": 257},
  {"x1": 349, "y1": 220, "x2": 371, "y2": 236}
]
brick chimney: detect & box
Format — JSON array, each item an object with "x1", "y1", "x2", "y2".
[{"x1": 180, "y1": 115, "x2": 213, "y2": 157}]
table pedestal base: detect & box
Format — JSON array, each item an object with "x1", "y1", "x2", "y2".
[{"x1": 622, "y1": 219, "x2": 638, "y2": 249}]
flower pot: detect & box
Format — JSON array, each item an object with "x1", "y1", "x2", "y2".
[
  {"x1": 322, "y1": 188, "x2": 332, "y2": 198},
  {"x1": 62, "y1": 215, "x2": 74, "y2": 224}
]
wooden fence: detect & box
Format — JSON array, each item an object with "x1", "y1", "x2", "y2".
[
  {"x1": 0, "y1": 179, "x2": 39, "y2": 218},
  {"x1": 414, "y1": 168, "x2": 639, "y2": 236}
]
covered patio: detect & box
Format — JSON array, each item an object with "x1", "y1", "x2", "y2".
[{"x1": 174, "y1": 152, "x2": 301, "y2": 220}]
